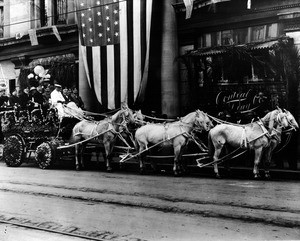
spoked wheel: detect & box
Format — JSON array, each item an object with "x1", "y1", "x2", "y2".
[
  {"x1": 3, "y1": 134, "x2": 26, "y2": 167},
  {"x1": 35, "y1": 142, "x2": 56, "y2": 169}
]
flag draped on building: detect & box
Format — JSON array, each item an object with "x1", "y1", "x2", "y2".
[
  {"x1": 75, "y1": 0, "x2": 153, "y2": 110},
  {"x1": 183, "y1": 0, "x2": 194, "y2": 19}
]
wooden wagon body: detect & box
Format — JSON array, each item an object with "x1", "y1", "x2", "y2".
[{"x1": 1, "y1": 108, "x2": 58, "y2": 168}]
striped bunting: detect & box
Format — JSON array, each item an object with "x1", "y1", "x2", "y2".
[{"x1": 76, "y1": 0, "x2": 153, "y2": 109}]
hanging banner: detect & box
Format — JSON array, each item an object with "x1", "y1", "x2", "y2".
[{"x1": 28, "y1": 29, "x2": 38, "y2": 46}]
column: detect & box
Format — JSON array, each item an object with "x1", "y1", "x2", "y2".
[{"x1": 160, "y1": 0, "x2": 179, "y2": 118}]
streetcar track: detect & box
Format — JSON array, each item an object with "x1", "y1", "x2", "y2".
[
  {"x1": 0, "y1": 217, "x2": 144, "y2": 241},
  {"x1": 1, "y1": 180, "x2": 300, "y2": 215},
  {"x1": 0, "y1": 187, "x2": 299, "y2": 229}
]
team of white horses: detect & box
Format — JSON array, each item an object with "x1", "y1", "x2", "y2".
[{"x1": 66, "y1": 103, "x2": 298, "y2": 179}]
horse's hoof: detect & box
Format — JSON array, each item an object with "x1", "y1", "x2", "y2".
[
  {"x1": 254, "y1": 174, "x2": 261, "y2": 180},
  {"x1": 265, "y1": 173, "x2": 271, "y2": 180},
  {"x1": 75, "y1": 165, "x2": 80, "y2": 171},
  {"x1": 174, "y1": 171, "x2": 181, "y2": 177},
  {"x1": 106, "y1": 167, "x2": 113, "y2": 172},
  {"x1": 215, "y1": 173, "x2": 221, "y2": 179},
  {"x1": 139, "y1": 168, "x2": 145, "y2": 175}
]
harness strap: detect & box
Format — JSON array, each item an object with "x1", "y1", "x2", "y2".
[{"x1": 240, "y1": 127, "x2": 247, "y2": 148}]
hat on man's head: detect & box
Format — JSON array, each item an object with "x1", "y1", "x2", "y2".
[
  {"x1": 30, "y1": 87, "x2": 36, "y2": 91},
  {"x1": 54, "y1": 84, "x2": 62, "y2": 88}
]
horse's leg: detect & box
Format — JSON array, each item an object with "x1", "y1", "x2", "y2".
[
  {"x1": 104, "y1": 140, "x2": 115, "y2": 172},
  {"x1": 173, "y1": 145, "x2": 182, "y2": 177},
  {"x1": 75, "y1": 144, "x2": 80, "y2": 171},
  {"x1": 263, "y1": 140, "x2": 276, "y2": 179},
  {"x1": 213, "y1": 147, "x2": 222, "y2": 178},
  {"x1": 253, "y1": 147, "x2": 263, "y2": 179},
  {"x1": 95, "y1": 145, "x2": 101, "y2": 166},
  {"x1": 80, "y1": 143, "x2": 86, "y2": 169},
  {"x1": 137, "y1": 142, "x2": 147, "y2": 175}
]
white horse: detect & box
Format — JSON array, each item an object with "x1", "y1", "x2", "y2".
[
  {"x1": 262, "y1": 109, "x2": 298, "y2": 178},
  {"x1": 135, "y1": 110, "x2": 213, "y2": 176},
  {"x1": 208, "y1": 109, "x2": 290, "y2": 179},
  {"x1": 68, "y1": 104, "x2": 135, "y2": 171}
]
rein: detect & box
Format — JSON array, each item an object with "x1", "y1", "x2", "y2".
[
  {"x1": 58, "y1": 128, "x2": 114, "y2": 149},
  {"x1": 120, "y1": 131, "x2": 189, "y2": 163},
  {"x1": 82, "y1": 108, "x2": 121, "y2": 117},
  {"x1": 207, "y1": 114, "x2": 248, "y2": 127},
  {"x1": 274, "y1": 131, "x2": 293, "y2": 153},
  {"x1": 142, "y1": 114, "x2": 177, "y2": 122}
]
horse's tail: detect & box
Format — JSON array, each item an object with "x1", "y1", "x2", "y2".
[{"x1": 207, "y1": 131, "x2": 214, "y2": 158}]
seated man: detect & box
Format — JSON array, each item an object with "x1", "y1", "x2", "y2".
[
  {"x1": 50, "y1": 84, "x2": 85, "y2": 120},
  {"x1": 50, "y1": 84, "x2": 66, "y2": 120}
]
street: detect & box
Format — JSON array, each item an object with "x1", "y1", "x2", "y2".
[{"x1": 0, "y1": 160, "x2": 299, "y2": 241}]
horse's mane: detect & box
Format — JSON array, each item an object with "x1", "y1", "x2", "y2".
[
  {"x1": 260, "y1": 109, "x2": 281, "y2": 131},
  {"x1": 180, "y1": 110, "x2": 197, "y2": 122}
]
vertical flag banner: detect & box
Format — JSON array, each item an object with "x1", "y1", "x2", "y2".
[
  {"x1": 247, "y1": 0, "x2": 251, "y2": 9},
  {"x1": 183, "y1": 0, "x2": 193, "y2": 19},
  {"x1": 75, "y1": 0, "x2": 153, "y2": 110}
]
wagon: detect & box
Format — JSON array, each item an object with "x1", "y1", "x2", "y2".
[{"x1": 1, "y1": 108, "x2": 58, "y2": 168}]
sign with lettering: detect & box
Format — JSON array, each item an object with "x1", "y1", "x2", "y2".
[{"x1": 216, "y1": 89, "x2": 266, "y2": 114}]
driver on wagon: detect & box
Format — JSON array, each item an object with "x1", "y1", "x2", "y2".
[
  {"x1": 50, "y1": 83, "x2": 85, "y2": 120},
  {"x1": 50, "y1": 84, "x2": 66, "y2": 119}
]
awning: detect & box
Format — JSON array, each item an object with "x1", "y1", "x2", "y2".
[{"x1": 186, "y1": 37, "x2": 287, "y2": 57}]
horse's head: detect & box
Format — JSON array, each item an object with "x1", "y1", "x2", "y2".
[
  {"x1": 195, "y1": 110, "x2": 214, "y2": 132},
  {"x1": 112, "y1": 104, "x2": 135, "y2": 132},
  {"x1": 132, "y1": 110, "x2": 145, "y2": 126},
  {"x1": 276, "y1": 110, "x2": 289, "y2": 129},
  {"x1": 283, "y1": 109, "x2": 299, "y2": 131}
]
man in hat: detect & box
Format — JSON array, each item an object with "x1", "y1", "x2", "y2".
[
  {"x1": 18, "y1": 87, "x2": 30, "y2": 109},
  {"x1": 50, "y1": 84, "x2": 65, "y2": 105},
  {"x1": 29, "y1": 86, "x2": 44, "y2": 106},
  {"x1": 0, "y1": 88, "x2": 8, "y2": 110},
  {"x1": 9, "y1": 89, "x2": 20, "y2": 107},
  {"x1": 50, "y1": 83, "x2": 66, "y2": 119}
]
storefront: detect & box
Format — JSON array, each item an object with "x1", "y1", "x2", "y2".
[{"x1": 174, "y1": 0, "x2": 300, "y2": 170}]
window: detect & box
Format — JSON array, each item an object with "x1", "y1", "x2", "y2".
[
  {"x1": 232, "y1": 28, "x2": 248, "y2": 44},
  {"x1": 251, "y1": 25, "x2": 265, "y2": 41},
  {"x1": 0, "y1": 6, "x2": 3, "y2": 38},
  {"x1": 211, "y1": 32, "x2": 221, "y2": 46},
  {"x1": 54, "y1": 0, "x2": 68, "y2": 25},
  {"x1": 204, "y1": 33, "x2": 211, "y2": 47},
  {"x1": 221, "y1": 30, "x2": 233, "y2": 45},
  {"x1": 266, "y1": 23, "x2": 277, "y2": 39}
]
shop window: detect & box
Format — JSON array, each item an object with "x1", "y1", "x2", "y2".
[
  {"x1": 251, "y1": 25, "x2": 265, "y2": 42},
  {"x1": 232, "y1": 28, "x2": 248, "y2": 44},
  {"x1": 211, "y1": 32, "x2": 221, "y2": 46},
  {"x1": 204, "y1": 33, "x2": 211, "y2": 47},
  {"x1": 221, "y1": 30, "x2": 233, "y2": 45},
  {"x1": 266, "y1": 23, "x2": 278, "y2": 39}
]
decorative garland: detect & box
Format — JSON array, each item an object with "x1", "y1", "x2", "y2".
[
  {"x1": 35, "y1": 142, "x2": 53, "y2": 169},
  {"x1": 3, "y1": 134, "x2": 25, "y2": 167},
  {"x1": 35, "y1": 138, "x2": 63, "y2": 169}
]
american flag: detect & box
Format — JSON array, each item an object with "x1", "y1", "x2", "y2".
[{"x1": 76, "y1": 0, "x2": 153, "y2": 110}]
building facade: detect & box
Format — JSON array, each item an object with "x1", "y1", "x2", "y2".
[
  {"x1": 173, "y1": 0, "x2": 300, "y2": 170},
  {"x1": 0, "y1": 0, "x2": 78, "y2": 93}
]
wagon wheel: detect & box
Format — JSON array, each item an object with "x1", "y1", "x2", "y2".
[
  {"x1": 35, "y1": 142, "x2": 56, "y2": 169},
  {"x1": 3, "y1": 134, "x2": 26, "y2": 167}
]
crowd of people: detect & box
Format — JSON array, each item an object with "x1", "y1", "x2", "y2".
[{"x1": 0, "y1": 83, "x2": 84, "y2": 118}]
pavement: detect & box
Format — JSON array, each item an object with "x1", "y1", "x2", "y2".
[{"x1": 57, "y1": 149, "x2": 300, "y2": 181}]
